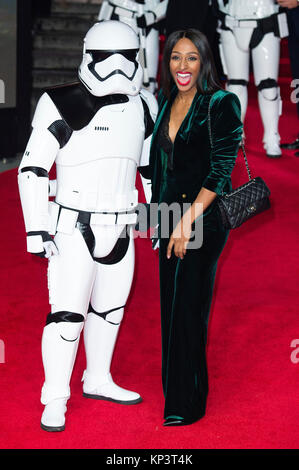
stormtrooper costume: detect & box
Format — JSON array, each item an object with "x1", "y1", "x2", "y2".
[
  {"x1": 98, "y1": 0, "x2": 169, "y2": 93},
  {"x1": 18, "y1": 20, "x2": 157, "y2": 432},
  {"x1": 215, "y1": 0, "x2": 289, "y2": 158}
]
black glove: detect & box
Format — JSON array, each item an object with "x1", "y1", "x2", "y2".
[
  {"x1": 151, "y1": 225, "x2": 159, "y2": 250},
  {"x1": 137, "y1": 14, "x2": 147, "y2": 29},
  {"x1": 27, "y1": 231, "x2": 58, "y2": 258}
]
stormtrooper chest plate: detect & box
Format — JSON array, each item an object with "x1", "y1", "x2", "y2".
[
  {"x1": 56, "y1": 96, "x2": 145, "y2": 166},
  {"x1": 54, "y1": 95, "x2": 146, "y2": 212}
]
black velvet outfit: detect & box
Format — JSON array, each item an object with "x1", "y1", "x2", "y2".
[{"x1": 150, "y1": 88, "x2": 243, "y2": 424}]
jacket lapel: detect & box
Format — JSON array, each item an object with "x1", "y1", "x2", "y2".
[{"x1": 150, "y1": 90, "x2": 174, "y2": 148}]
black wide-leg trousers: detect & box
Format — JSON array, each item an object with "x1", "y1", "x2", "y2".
[{"x1": 159, "y1": 220, "x2": 229, "y2": 423}]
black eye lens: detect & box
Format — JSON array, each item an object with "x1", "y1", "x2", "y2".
[
  {"x1": 88, "y1": 51, "x2": 113, "y2": 62},
  {"x1": 87, "y1": 49, "x2": 138, "y2": 63},
  {"x1": 122, "y1": 50, "x2": 138, "y2": 62}
]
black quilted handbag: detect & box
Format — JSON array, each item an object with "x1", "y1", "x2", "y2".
[{"x1": 207, "y1": 97, "x2": 271, "y2": 229}]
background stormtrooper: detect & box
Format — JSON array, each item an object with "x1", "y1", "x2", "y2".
[
  {"x1": 98, "y1": 0, "x2": 169, "y2": 93},
  {"x1": 215, "y1": 0, "x2": 289, "y2": 158},
  {"x1": 18, "y1": 20, "x2": 157, "y2": 432}
]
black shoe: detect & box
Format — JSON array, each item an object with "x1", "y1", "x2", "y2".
[
  {"x1": 163, "y1": 418, "x2": 186, "y2": 426},
  {"x1": 163, "y1": 417, "x2": 196, "y2": 427},
  {"x1": 280, "y1": 137, "x2": 299, "y2": 150},
  {"x1": 267, "y1": 152, "x2": 282, "y2": 158},
  {"x1": 40, "y1": 422, "x2": 65, "y2": 432},
  {"x1": 295, "y1": 151, "x2": 299, "y2": 157},
  {"x1": 82, "y1": 392, "x2": 142, "y2": 405}
]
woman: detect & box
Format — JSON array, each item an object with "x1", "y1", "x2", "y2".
[{"x1": 149, "y1": 29, "x2": 243, "y2": 426}]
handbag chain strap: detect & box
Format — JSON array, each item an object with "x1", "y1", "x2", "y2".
[{"x1": 207, "y1": 95, "x2": 252, "y2": 183}]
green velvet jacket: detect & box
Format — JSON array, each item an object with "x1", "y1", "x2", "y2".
[{"x1": 149, "y1": 88, "x2": 243, "y2": 223}]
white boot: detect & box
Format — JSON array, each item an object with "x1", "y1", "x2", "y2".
[
  {"x1": 258, "y1": 87, "x2": 282, "y2": 158},
  {"x1": 82, "y1": 371, "x2": 142, "y2": 404},
  {"x1": 40, "y1": 319, "x2": 84, "y2": 431},
  {"x1": 263, "y1": 134, "x2": 282, "y2": 159},
  {"x1": 82, "y1": 311, "x2": 142, "y2": 404},
  {"x1": 41, "y1": 398, "x2": 68, "y2": 432}
]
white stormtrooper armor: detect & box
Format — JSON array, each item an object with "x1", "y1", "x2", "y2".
[
  {"x1": 18, "y1": 21, "x2": 158, "y2": 432},
  {"x1": 215, "y1": 0, "x2": 289, "y2": 158},
  {"x1": 98, "y1": 0, "x2": 169, "y2": 94}
]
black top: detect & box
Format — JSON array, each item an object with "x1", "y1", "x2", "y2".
[{"x1": 156, "y1": 106, "x2": 174, "y2": 171}]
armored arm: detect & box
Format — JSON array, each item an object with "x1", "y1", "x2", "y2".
[
  {"x1": 135, "y1": 89, "x2": 158, "y2": 235},
  {"x1": 97, "y1": 0, "x2": 112, "y2": 21},
  {"x1": 138, "y1": 88, "x2": 158, "y2": 203},
  {"x1": 137, "y1": 0, "x2": 168, "y2": 28},
  {"x1": 18, "y1": 92, "x2": 69, "y2": 256}
]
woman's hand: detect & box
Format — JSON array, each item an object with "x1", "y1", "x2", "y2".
[
  {"x1": 166, "y1": 188, "x2": 217, "y2": 259},
  {"x1": 167, "y1": 219, "x2": 192, "y2": 260}
]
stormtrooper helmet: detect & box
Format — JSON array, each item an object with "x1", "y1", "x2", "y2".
[{"x1": 78, "y1": 21, "x2": 143, "y2": 97}]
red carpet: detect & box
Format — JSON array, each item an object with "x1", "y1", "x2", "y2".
[{"x1": 1, "y1": 49, "x2": 299, "y2": 450}]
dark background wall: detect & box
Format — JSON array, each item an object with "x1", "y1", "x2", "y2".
[{"x1": 0, "y1": 0, "x2": 33, "y2": 160}]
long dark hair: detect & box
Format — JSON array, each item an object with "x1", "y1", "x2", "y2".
[{"x1": 161, "y1": 29, "x2": 220, "y2": 99}]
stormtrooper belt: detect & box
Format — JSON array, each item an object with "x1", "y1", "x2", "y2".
[
  {"x1": 49, "y1": 202, "x2": 137, "y2": 236},
  {"x1": 223, "y1": 16, "x2": 258, "y2": 30},
  {"x1": 221, "y1": 12, "x2": 286, "y2": 49},
  {"x1": 77, "y1": 208, "x2": 137, "y2": 225}
]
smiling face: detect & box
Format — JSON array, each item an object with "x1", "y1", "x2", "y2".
[{"x1": 169, "y1": 37, "x2": 201, "y2": 94}]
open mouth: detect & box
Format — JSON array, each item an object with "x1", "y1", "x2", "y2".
[{"x1": 176, "y1": 72, "x2": 192, "y2": 86}]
